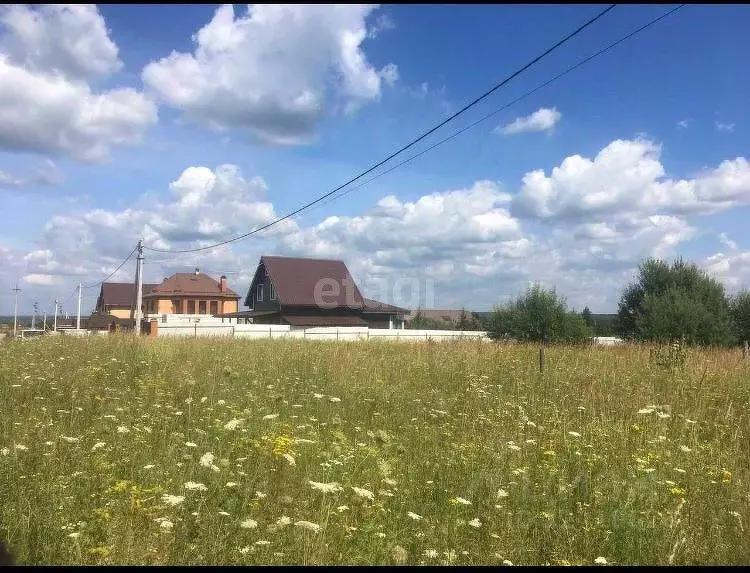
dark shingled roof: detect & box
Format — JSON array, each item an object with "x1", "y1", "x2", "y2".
[
  {"x1": 362, "y1": 298, "x2": 408, "y2": 315},
  {"x1": 258, "y1": 256, "x2": 365, "y2": 309},
  {"x1": 98, "y1": 282, "x2": 158, "y2": 308},
  {"x1": 145, "y1": 272, "x2": 239, "y2": 298}
]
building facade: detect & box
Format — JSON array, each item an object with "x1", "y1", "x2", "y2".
[
  {"x1": 143, "y1": 269, "x2": 240, "y2": 316},
  {"x1": 221, "y1": 256, "x2": 407, "y2": 329}
]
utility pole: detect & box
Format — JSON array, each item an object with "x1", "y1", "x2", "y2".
[
  {"x1": 32, "y1": 301, "x2": 38, "y2": 329},
  {"x1": 12, "y1": 284, "x2": 21, "y2": 338},
  {"x1": 76, "y1": 282, "x2": 82, "y2": 331},
  {"x1": 53, "y1": 299, "x2": 58, "y2": 332},
  {"x1": 43, "y1": 310, "x2": 47, "y2": 331},
  {"x1": 134, "y1": 240, "x2": 144, "y2": 334}
]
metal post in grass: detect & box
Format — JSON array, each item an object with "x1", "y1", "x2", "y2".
[
  {"x1": 269, "y1": 327, "x2": 272, "y2": 339},
  {"x1": 539, "y1": 346, "x2": 545, "y2": 373},
  {"x1": 744, "y1": 340, "x2": 749, "y2": 359}
]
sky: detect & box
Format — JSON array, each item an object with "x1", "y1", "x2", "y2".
[{"x1": 1, "y1": 4, "x2": 749, "y2": 317}]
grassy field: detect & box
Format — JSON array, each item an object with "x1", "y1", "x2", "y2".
[{"x1": 1, "y1": 336, "x2": 748, "y2": 565}]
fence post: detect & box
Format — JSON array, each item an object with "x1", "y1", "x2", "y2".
[
  {"x1": 269, "y1": 327, "x2": 272, "y2": 339},
  {"x1": 539, "y1": 346, "x2": 545, "y2": 373},
  {"x1": 744, "y1": 340, "x2": 749, "y2": 359},
  {"x1": 337, "y1": 329, "x2": 339, "y2": 340}
]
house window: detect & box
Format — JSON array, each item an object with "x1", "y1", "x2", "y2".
[
  {"x1": 172, "y1": 299, "x2": 181, "y2": 314},
  {"x1": 270, "y1": 283, "x2": 277, "y2": 301},
  {"x1": 210, "y1": 300, "x2": 218, "y2": 315},
  {"x1": 187, "y1": 300, "x2": 195, "y2": 314},
  {"x1": 199, "y1": 301, "x2": 207, "y2": 314},
  {"x1": 257, "y1": 284, "x2": 264, "y2": 302}
]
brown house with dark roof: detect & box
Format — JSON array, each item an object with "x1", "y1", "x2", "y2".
[
  {"x1": 94, "y1": 282, "x2": 158, "y2": 319},
  {"x1": 143, "y1": 269, "x2": 240, "y2": 316},
  {"x1": 222, "y1": 256, "x2": 407, "y2": 329}
]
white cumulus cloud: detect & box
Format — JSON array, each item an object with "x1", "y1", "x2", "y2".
[
  {"x1": 142, "y1": 4, "x2": 397, "y2": 144},
  {"x1": 0, "y1": 4, "x2": 157, "y2": 161},
  {"x1": 513, "y1": 138, "x2": 750, "y2": 220},
  {"x1": 498, "y1": 107, "x2": 561, "y2": 136}
]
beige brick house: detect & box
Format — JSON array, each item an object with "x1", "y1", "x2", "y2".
[{"x1": 143, "y1": 269, "x2": 240, "y2": 316}]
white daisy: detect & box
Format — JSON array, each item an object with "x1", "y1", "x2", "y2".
[
  {"x1": 223, "y1": 418, "x2": 244, "y2": 431},
  {"x1": 308, "y1": 480, "x2": 342, "y2": 494},
  {"x1": 184, "y1": 481, "x2": 208, "y2": 491},
  {"x1": 294, "y1": 520, "x2": 321, "y2": 533},
  {"x1": 351, "y1": 486, "x2": 375, "y2": 501},
  {"x1": 162, "y1": 494, "x2": 184, "y2": 506}
]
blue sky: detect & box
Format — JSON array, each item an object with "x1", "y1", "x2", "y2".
[{"x1": 1, "y1": 4, "x2": 749, "y2": 317}]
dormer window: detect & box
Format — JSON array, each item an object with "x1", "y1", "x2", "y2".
[{"x1": 257, "y1": 284, "x2": 264, "y2": 302}]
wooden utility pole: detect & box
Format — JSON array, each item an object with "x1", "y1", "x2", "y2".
[
  {"x1": 134, "y1": 240, "x2": 144, "y2": 334},
  {"x1": 12, "y1": 285, "x2": 21, "y2": 338},
  {"x1": 539, "y1": 346, "x2": 546, "y2": 373},
  {"x1": 76, "y1": 283, "x2": 82, "y2": 331}
]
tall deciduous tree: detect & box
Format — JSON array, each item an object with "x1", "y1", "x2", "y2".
[
  {"x1": 728, "y1": 290, "x2": 750, "y2": 344},
  {"x1": 487, "y1": 284, "x2": 591, "y2": 343},
  {"x1": 616, "y1": 258, "x2": 736, "y2": 346}
]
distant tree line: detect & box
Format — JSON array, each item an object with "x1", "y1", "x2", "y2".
[{"x1": 484, "y1": 257, "x2": 750, "y2": 347}]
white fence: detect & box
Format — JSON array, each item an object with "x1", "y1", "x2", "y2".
[{"x1": 154, "y1": 322, "x2": 489, "y2": 342}]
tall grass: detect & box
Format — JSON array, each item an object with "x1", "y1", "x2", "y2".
[{"x1": 0, "y1": 336, "x2": 748, "y2": 565}]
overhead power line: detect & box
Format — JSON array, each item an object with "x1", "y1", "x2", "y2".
[
  {"x1": 82, "y1": 245, "x2": 138, "y2": 289},
  {"x1": 144, "y1": 4, "x2": 617, "y2": 255},
  {"x1": 310, "y1": 4, "x2": 685, "y2": 214}
]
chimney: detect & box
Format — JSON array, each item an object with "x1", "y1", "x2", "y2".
[
  {"x1": 194, "y1": 267, "x2": 200, "y2": 275},
  {"x1": 219, "y1": 275, "x2": 227, "y2": 293}
]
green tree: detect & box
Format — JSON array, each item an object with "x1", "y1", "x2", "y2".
[
  {"x1": 728, "y1": 290, "x2": 750, "y2": 344},
  {"x1": 487, "y1": 284, "x2": 592, "y2": 343},
  {"x1": 581, "y1": 306, "x2": 593, "y2": 327},
  {"x1": 408, "y1": 309, "x2": 452, "y2": 330},
  {"x1": 617, "y1": 258, "x2": 736, "y2": 346}
]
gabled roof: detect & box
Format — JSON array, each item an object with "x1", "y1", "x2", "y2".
[
  {"x1": 98, "y1": 282, "x2": 158, "y2": 307},
  {"x1": 362, "y1": 298, "x2": 408, "y2": 315},
  {"x1": 253, "y1": 256, "x2": 365, "y2": 309},
  {"x1": 145, "y1": 272, "x2": 239, "y2": 298}
]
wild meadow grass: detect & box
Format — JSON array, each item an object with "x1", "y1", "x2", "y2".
[{"x1": 0, "y1": 335, "x2": 748, "y2": 565}]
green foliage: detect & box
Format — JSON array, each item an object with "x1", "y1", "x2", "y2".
[
  {"x1": 617, "y1": 258, "x2": 736, "y2": 347},
  {"x1": 487, "y1": 284, "x2": 592, "y2": 343},
  {"x1": 728, "y1": 290, "x2": 750, "y2": 344},
  {"x1": 649, "y1": 339, "x2": 689, "y2": 371},
  {"x1": 407, "y1": 310, "x2": 453, "y2": 330},
  {"x1": 581, "y1": 307, "x2": 593, "y2": 327},
  {"x1": 2, "y1": 336, "x2": 749, "y2": 565}
]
